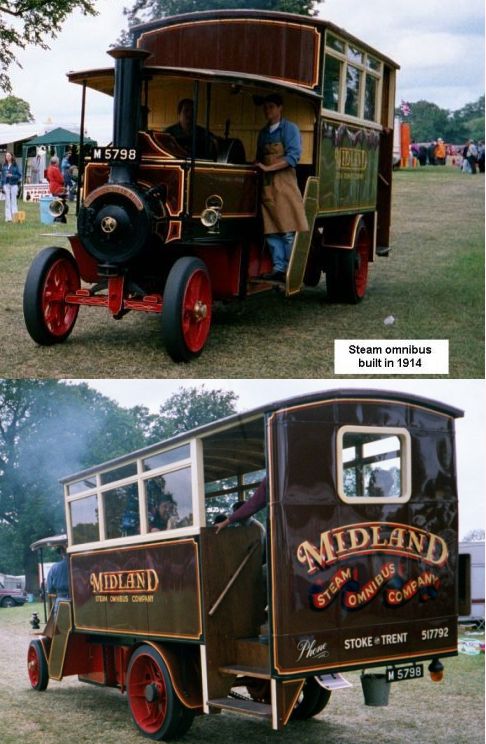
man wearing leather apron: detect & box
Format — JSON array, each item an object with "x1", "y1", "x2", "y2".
[{"x1": 255, "y1": 94, "x2": 309, "y2": 283}]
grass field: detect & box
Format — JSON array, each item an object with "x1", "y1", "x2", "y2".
[
  {"x1": 0, "y1": 167, "x2": 483, "y2": 378},
  {"x1": 1, "y1": 603, "x2": 484, "y2": 744}
]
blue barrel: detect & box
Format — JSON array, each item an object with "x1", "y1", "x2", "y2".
[{"x1": 39, "y1": 195, "x2": 55, "y2": 224}]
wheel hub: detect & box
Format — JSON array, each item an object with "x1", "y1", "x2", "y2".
[
  {"x1": 193, "y1": 300, "x2": 207, "y2": 320},
  {"x1": 144, "y1": 683, "x2": 159, "y2": 703}
]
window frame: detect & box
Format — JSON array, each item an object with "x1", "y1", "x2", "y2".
[
  {"x1": 65, "y1": 441, "x2": 200, "y2": 552},
  {"x1": 336, "y1": 425, "x2": 412, "y2": 504},
  {"x1": 322, "y1": 31, "x2": 383, "y2": 124}
]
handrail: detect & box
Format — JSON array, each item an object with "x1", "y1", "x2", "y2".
[{"x1": 208, "y1": 541, "x2": 260, "y2": 616}]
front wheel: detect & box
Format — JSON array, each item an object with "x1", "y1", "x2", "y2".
[
  {"x1": 127, "y1": 645, "x2": 195, "y2": 740},
  {"x1": 161, "y1": 257, "x2": 212, "y2": 362},
  {"x1": 27, "y1": 639, "x2": 49, "y2": 691},
  {"x1": 23, "y1": 247, "x2": 80, "y2": 344},
  {"x1": 1, "y1": 596, "x2": 16, "y2": 608}
]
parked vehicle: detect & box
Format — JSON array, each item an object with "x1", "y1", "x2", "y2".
[
  {"x1": 0, "y1": 581, "x2": 27, "y2": 608},
  {"x1": 27, "y1": 389, "x2": 462, "y2": 739},
  {"x1": 458, "y1": 540, "x2": 485, "y2": 628},
  {"x1": 23, "y1": 10, "x2": 399, "y2": 361}
]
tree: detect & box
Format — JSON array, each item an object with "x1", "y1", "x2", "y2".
[
  {"x1": 395, "y1": 96, "x2": 485, "y2": 144},
  {"x1": 0, "y1": 1, "x2": 97, "y2": 93},
  {"x1": 0, "y1": 95, "x2": 33, "y2": 123},
  {"x1": 0, "y1": 380, "x2": 149, "y2": 591},
  {"x1": 149, "y1": 385, "x2": 238, "y2": 441},
  {"x1": 118, "y1": 0, "x2": 317, "y2": 44}
]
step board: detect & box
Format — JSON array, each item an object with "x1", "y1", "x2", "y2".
[
  {"x1": 219, "y1": 663, "x2": 270, "y2": 679},
  {"x1": 208, "y1": 697, "x2": 272, "y2": 719}
]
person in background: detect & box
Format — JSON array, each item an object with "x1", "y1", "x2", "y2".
[
  {"x1": 46, "y1": 155, "x2": 67, "y2": 222},
  {"x1": 477, "y1": 141, "x2": 485, "y2": 173},
  {"x1": 1, "y1": 151, "x2": 22, "y2": 223},
  {"x1": 215, "y1": 477, "x2": 267, "y2": 534},
  {"x1": 61, "y1": 147, "x2": 74, "y2": 201},
  {"x1": 434, "y1": 138, "x2": 446, "y2": 165},
  {"x1": 46, "y1": 546, "x2": 70, "y2": 602},
  {"x1": 255, "y1": 94, "x2": 309, "y2": 282}
]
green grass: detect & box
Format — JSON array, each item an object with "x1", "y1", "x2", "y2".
[
  {"x1": 0, "y1": 167, "x2": 483, "y2": 378},
  {"x1": 1, "y1": 603, "x2": 484, "y2": 744}
]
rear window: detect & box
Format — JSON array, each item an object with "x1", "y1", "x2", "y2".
[{"x1": 337, "y1": 426, "x2": 411, "y2": 503}]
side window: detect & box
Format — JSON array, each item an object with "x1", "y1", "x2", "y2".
[
  {"x1": 145, "y1": 467, "x2": 193, "y2": 532},
  {"x1": 323, "y1": 55, "x2": 341, "y2": 111},
  {"x1": 337, "y1": 426, "x2": 411, "y2": 503},
  {"x1": 103, "y1": 482, "x2": 140, "y2": 539},
  {"x1": 70, "y1": 495, "x2": 100, "y2": 545}
]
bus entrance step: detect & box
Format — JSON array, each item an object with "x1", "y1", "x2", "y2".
[
  {"x1": 208, "y1": 697, "x2": 272, "y2": 719},
  {"x1": 219, "y1": 663, "x2": 270, "y2": 679}
]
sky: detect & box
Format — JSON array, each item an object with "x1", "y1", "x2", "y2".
[
  {"x1": 71, "y1": 378, "x2": 485, "y2": 540},
  {"x1": 6, "y1": 0, "x2": 485, "y2": 143}
]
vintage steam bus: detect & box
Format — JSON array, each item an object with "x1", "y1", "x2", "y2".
[
  {"x1": 22, "y1": 11, "x2": 399, "y2": 361},
  {"x1": 27, "y1": 389, "x2": 461, "y2": 740}
]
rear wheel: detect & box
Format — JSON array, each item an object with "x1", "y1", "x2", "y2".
[
  {"x1": 326, "y1": 219, "x2": 370, "y2": 303},
  {"x1": 291, "y1": 678, "x2": 331, "y2": 720},
  {"x1": 23, "y1": 247, "x2": 80, "y2": 344},
  {"x1": 127, "y1": 645, "x2": 194, "y2": 740},
  {"x1": 161, "y1": 257, "x2": 212, "y2": 362},
  {"x1": 1, "y1": 596, "x2": 16, "y2": 608},
  {"x1": 27, "y1": 639, "x2": 49, "y2": 691}
]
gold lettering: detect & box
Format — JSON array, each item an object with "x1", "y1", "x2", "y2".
[
  {"x1": 425, "y1": 534, "x2": 448, "y2": 566},
  {"x1": 348, "y1": 527, "x2": 371, "y2": 551},
  {"x1": 388, "y1": 528, "x2": 406, "y2": 549}
]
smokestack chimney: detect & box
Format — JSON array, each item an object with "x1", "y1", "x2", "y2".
[{"x1": 107, "y1": 47, "x2": 151, "y2": 184}]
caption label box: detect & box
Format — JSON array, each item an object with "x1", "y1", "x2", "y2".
[{"x1": 334, "y1": 340, "x2": 449, "y2": 375}]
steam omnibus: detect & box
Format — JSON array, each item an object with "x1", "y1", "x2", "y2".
[
  {"x1": 27, "y1": 389, "x2": 461, "y2": 740},
  {"x1": 23, "y1": 10, "x2": 399, "y2": 361}
]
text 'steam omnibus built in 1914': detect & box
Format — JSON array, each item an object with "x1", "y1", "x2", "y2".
[
  {"x1": 23, "y1": 11, "x2": 399, "y2": 361},
  {"x1": 28, "y1": 390, "x2": 462, "y2": 740}
]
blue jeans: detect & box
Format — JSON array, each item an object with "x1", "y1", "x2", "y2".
[{"x1": 266, "y1": 232, "x2": 295, "y2": 273}]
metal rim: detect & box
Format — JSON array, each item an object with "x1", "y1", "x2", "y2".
[
  {"x1": 41, "y1": 257, "x2": 80, "y2": 337},
  {"x1": 128, "y1": 651, "x2": 169, "y2": 734},
  {"x1": 27, "y1": 644, "x2": 41, "y2": 688},
  {"x1": 181, "y1": 267, "x2": 212, "y2": 353}
]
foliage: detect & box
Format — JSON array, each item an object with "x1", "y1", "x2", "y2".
[
  {"x1": 0, "y1": 95, "x2": 33, "y2": 123},
  {"x1": 149, "y1": 385, "x2": 238, "y2": 441},
  {"x1": 0, "y1": 1, "x2": 97, "y2": 93},
  {"x1": 118, "y1": 0, "x2": 316, "y2": 44},
  {"x1": 396, "y1": 96, "x2": 485, "y2": 144},
  {"x1": 0, "y1": 381, "x2": 240, "y2": 588},
  {"x1": 0, "y1": 380, "x2": 147, "y2": 590}
]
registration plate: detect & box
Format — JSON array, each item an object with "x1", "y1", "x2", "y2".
[
  {"x1": 386, "y1": 664, "x2": 423, "y2": 682},
  {"x1": 91, "y1": 146, "x2": 140, "y2": 163}
]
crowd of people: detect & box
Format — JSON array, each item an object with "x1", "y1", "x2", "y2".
[{"x1": 410, "y1": 138, "x2": 485, "y2": 173}]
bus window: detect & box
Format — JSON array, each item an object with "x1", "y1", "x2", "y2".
[
  {"x1": 145, "y1": 467, "x2": 193, "y2": 531},
  {"x1": 103, "y1": 482, "x2": 140, "y2": 539},
  {"x1": 70, "y1": 494, "x2": 100, "y2": 544},
  {"x1": 323, "y1": 55, "x2": 341, "y2": 111},
  {"x1": 337, "y1": 427, "x2": 411, "y2": 503},
  {"x1": 364, "y1": 74, "x2": 378, "y2": 121},
  {"x1": 344, "y1": 65, "x2": 361, "y2": 117},
  {"x1": 142, "y1": 444, "x2": 191, "y2": 471},
  {"x1": 67, "y1": 476, "x2": 97, "y2": 495},
  {"x1": 100, "y1": 461, "x2": 137, "y2": 485}
]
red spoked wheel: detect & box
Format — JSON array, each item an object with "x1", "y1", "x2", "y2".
[
  {"x1": 161, "y1": 257, "x2": 212, "y2": 362},
  {"x1": 27, "y1": 639, "x2": 49, "y2": 691},
  {"x1": 23, "y1": 247, "x2": 80, "y2": 344},
  {"x1": 127, "y1": 645, "x2": 194, "y2": 740}
]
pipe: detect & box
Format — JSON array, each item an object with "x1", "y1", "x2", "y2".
[{"x1": 106, "y1": 47, "x2": 151, "y2": 184}]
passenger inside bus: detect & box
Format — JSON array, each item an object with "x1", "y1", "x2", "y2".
[
  {"x1": 149, "y1": 493, "x2": 180, "y2": 531},
  {"x1": 165, "y1": 98, "x2": 216, "y2": 159}
]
